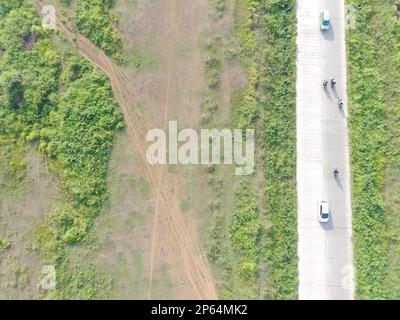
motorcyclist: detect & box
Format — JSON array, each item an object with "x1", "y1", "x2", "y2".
[
  {"x1": 331, "y1": 78, "x2": 337, "y2": 87},
  {"x1": 334, "y1": 168, "x2": 339, "y2": 177},
  {"x1": 323, "y1": 79, "x2": 329, "y2": 87}
]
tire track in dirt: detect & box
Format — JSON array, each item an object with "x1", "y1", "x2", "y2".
[
  {"x1": 147, "y1": 0, "x2": 172, "y2": 297},
  {"x1": 147, "y1": 0, "x2": 182, "y2": 298},
  {"x1": 35, "y1": 0, "x2": 217, "y2": 300}
]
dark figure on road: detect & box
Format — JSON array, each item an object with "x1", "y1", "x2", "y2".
[
  {"x1": 331, "y1": 78, "x2": 337, "y2": 88},
  {"x1": 323, "y1": 79, "x2": 329, "y2": 88},
  {"x1": 338, "y1": 98, "x2": 344, "y2": 108},
  {"x1": 334, "y1": 168, "x2": 339, "y2": 177}
]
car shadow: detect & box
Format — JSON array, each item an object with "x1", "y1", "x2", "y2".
[
  {"x1": 321, "y1": 218, "x2": 333, "y2": 230},
  {"x1": 322, "y1": 25, "x2": 335, "y2": 41}
]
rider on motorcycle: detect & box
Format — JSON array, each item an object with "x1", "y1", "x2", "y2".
[{"x1": 334, "y1": 168, "x2": 339, "y2": 177}]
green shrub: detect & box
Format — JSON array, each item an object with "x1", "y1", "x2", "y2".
[
  {"x1": 0, "y1": 238, "x2": 11, "y2": 251},
  {"x1": 210, "y1": 0, "x2": 227, "y2": 19},
  {"x1": 75, "y1": 0, "x2": 122, "y2": 61},
  {"x1": 229, "y1": 181, "x2": 261, "y2": 298},
  {"x1": 204, "y1": 38, "x2": 223, "y2": 89}
]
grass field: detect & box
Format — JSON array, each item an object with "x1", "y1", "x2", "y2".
[
  {"x1": 203, "y1": 0, "x2": 297, "y2": 299},
  {"x1": 347, "y1": 0, "x2": 400, "y2": 299},
  {"x1": 0, "y1": 0, "x2": 123, "y2": 299}
]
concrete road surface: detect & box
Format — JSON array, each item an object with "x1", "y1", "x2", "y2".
[{"x1": 296, "y1": 0, "x2": 354, "y2": 299}]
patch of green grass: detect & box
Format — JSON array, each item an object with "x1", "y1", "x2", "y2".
[
  {"x1": 205, "y1": 0, "x2": 297, "y2": 299},
  {"x1": 60, "y1": 0, "x2": 71, "y2": 7},
  {"x1": 0, "y1": 0, "x2": 122, "y2": 299},
  {"x1": 257, "y1": 0, "x2": 297, "y2": 300},
  {"x1": 138, "y1": 177, "x2": 150, "y2": 199},
  {"x1": 0, "y1": 138, "x2": 27, "y2": 194},
  {"x1": 207, "y1": 215, "x2": 226, "y2": 263},
  {"x1": 231, "y1": 0, "x2": 257, "y2": 130},
  {"x1": 180, "y1": 198, "x2": 191, "y2": 213},
  {"x1": 0, "y1": 238, "x2": 11, "y2": 252},
  {"x1": 210, "y1": 0, "x2": 227, "y2": 19},
  {"x1": 232, "y1": 0, "x2": 297, "y2": 299},
  {"x1": 204, "y1": 37, "x2": 223, "y2": 89},
  {"x1": 1, "y1": 255, "x2": 29, "y2": 290},
  {"x1": 229, "y1": 181, "x2": 261, "y2": 299},
  {"x1": 200, "y1": 96, "x2": 219, "y2": 126},
  {"x1": 347, "y1": 0, "x2": 400, "y2": 299}
]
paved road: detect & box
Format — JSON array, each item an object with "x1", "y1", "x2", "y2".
[{"x1": 296, "y1": 0, "x2": 354, "y2": 299}]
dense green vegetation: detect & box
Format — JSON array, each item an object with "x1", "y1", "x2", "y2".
[
  {"x1": 229, "y1": 182, "x2": 261, "y2": 298},
  {"x1": 234, "y1": 0, "x2": 297, "y2": 299},
  {"x1": 60, "y1": 0, "x2": 122, "y2": 61},
  {"x1": 257, "y1": 0, "x2": 297, "y2": 299},
  {"x1": 232, "y1": 1, "x2": 258, "y2": 130},
  {"x1": 207, "y1": 178, "x2": 262, "y2": 299},
  {"x1": 0, "y1": 1, "x2": 123, "y2": 299},
  {"x1": 347, "y1": 0, "x2": 400, "y2": 299}
]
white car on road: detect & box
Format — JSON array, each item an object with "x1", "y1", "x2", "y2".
[
  {"x1": 320, "y1": 10, "x2": 330, "y2": 31},
  {"x1": 318, "y1": 201, "x2": 330, "y2": 223}
]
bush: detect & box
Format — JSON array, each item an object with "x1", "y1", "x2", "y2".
[
  {"x1": 75, "y1": 0, "x2": 122, "y2": 61},
  {"x1": 229, "y1": 181, "x2": 261, "y2": 298}
]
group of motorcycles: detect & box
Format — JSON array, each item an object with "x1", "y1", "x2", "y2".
[{"x1": 322, "y1": 79, "x2": 342, "y2": 178}]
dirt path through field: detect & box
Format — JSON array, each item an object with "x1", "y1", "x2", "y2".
[
  {"x1": 140, "y1": 0, "x2": 210, "y2": 298},
  {"x1": 35, "y1": 0, "x2": 217, "y2": 300}
]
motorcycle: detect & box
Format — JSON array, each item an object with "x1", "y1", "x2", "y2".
[{"x1": 334, "y1": 169, "x2": 339, "y2": 177}]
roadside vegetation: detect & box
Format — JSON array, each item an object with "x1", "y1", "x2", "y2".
[
  {"x1": 205, "y1": 0, "x2": 297, "y2": 299},
  {"x1": 257, "y1": 0, "x2": 297, "y2": 299},
  {"x1": 234, "y1": 0, "x2": 297, "y2": 299},
  {"x1": 0, "y1": 0, "x2": 123, "y2": 298},
  {"x1": 347, "y1": 0, "x2": 400, "y2": 299}
]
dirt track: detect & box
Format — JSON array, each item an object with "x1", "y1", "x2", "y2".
[{"x1": 35, "y1": 0, "x2": 217, "y2": 300}]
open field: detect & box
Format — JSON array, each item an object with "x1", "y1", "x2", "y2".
[
  {"x1": 0, "y1": 0, "x2": 298, "y2": 300},
  {"x1": 0, "y1": 146, "x2": 60, "y2": 299},
  {"x1": 347, "y1": 0, "x2": 400, "y2": 299}
]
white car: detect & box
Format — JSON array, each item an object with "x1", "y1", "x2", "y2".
[
  {"x1": 319, "y1": 201, "x2": 330, "y2": 223},
  {"x1": 320, "y1": 10, "x2": 330, "y2": 31}
]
